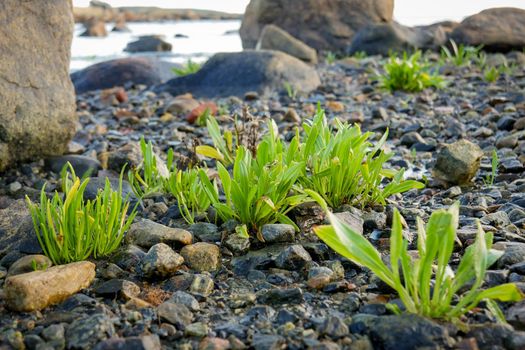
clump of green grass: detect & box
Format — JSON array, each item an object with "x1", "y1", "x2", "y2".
[
  {"x1": 128, "y1": 137, "x2": 167, "y2": 198},
  {"x1": 379, "y1": 51, "x2": 444, "y2": 92},
  {"x1": 283, "y1": 82, "x2": 298, "y2": 100},
  {"x1": 483, "y1": 150, "x2": 499, "y2": 186},
  {"x1": 293, "y1": 107, "x2": 424, "y2": 208},
  {"x1": 26, "y1": 164, "x2": 136, "y2": 265},
  {"x1": 172, "y1": 59, "x2": 201, "y2": 76},
  {"x1": 314, "y1": 201, "x2": 523, "y2": 325},
  {"x1": 164, "y1": 149, "x2": 213, "y2": 224},
  {"x1": 199, "y1": 144, "x2": 310, "y2": 239},
  {"x1": 483, "y1": 66, "x2": 501, "y2": 83},
  {"x1": 441, "y1": 40, "x2": 483, "y2": 67},
  {"x1": 325, "y1": 51, "x2": 337, "y2": 65}
]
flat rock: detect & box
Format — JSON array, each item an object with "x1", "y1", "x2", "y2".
[
  {"x1": 154, "y1": 50, "x2": 320, "y2": 98},
  {"x1": 71, "y1": 57, "x2": 179, "y2": 94},
  {"x1": 4, "y1": 261, "x2": 96, "y2": 312},
  {"x1": 126, "y1": 219, "x2": 193, "y2": 249}
]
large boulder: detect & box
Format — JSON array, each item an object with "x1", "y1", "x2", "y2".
[
  {"x1": 0, "y1": 0, "x2": 76, "y2": 172},
  {"x1": 348, "y1": 22, "x2": 447, "y2": 56},
  {"x1": 71, "y1": 57, "x2": 179, "y2": 94},
  {"x1": 124, "y1": 35, "x2": 172, "y2": 53},
  {"x1": 256, "y1": 25, "x2": 318, "y2": 64},
  {"x1": 450, "y1": 8, "x2": 525, "y2": 52},
  {"x1": 154, "y1": 50, "x2": 320, "y2": 98},
  {"x1": 240, "y1": 0, "x2": 394, "y2": 52}
]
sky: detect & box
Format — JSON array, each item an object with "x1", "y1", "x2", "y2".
[{"x1": 73, "y1": 0, "x2": 525, "y2": 25}]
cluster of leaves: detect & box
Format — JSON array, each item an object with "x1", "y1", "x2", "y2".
[
  {"x1": 195, "y1": 107, "x2": 423, "y2": 236},
  {"x1": 128, "y1": 137, "x2": 213, "y2": 225},
  {"x1": 440, "y1": 40, "x2": 483, "y2": 67},
  {"x1": 172, "y1": 59, "x2": 201, "y2": 76},
  {"x1": 164, "y1": 149, "x2": 212, "y2": 224},
  {"x1": 315, "y1": 201, "x2": 523, "y2": 324},
  {"x1": 379, "y1": 51, "x2": 445, "y2": 92},
  {"x1": 293, "y1": 108, "x2": 424, "y2": 208},
  {"x1": 483, "y1": 150, "x2": 499, "y2": 186},
  {"x1": 128, "y1": 138, "x2": 166, "y2": 198},
  {"x1": 26, "y1": 164, "x2": 136, "y2": 265}
]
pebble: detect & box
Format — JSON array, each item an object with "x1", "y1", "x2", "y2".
[
  {"x1": 181, "y1": 242, "x2": 221, "y2": 272},
  {"x1": 260, "y1": 224, "x2": 296, "y2": 243},
  {"x1": 157, "y1": 301, "x2": 193, "y2": 328},
  {"x1": 275, "y1": 244, "x2": 312, "y2": 270},
  {"x1": 127, "y1": 219, "x2": 193, "y2": 249},
  {"x1": 141, "y1": 243, "x2": 184, "y2": 278}
]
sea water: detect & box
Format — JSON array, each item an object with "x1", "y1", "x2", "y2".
[{"x1": 71, "y1": 20, "x2": 243, "y2": 71}]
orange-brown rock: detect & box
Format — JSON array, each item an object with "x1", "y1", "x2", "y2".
[{"x1": 4, "y1": 261, "x2": 96, "y2": 312}]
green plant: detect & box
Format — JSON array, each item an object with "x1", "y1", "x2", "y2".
[
  {"x1": 196, "y1": 116, "x2": 236, "y2": 166},
  {"x1": 164, "y1": 150, "x2": 213, "y2": 224},
  {"x1": 26, "y1": 164, "x2": 136, "y2": 265},
  {"x1": 483, "y1": 150, "x2": 499, "y2": 186},
  {"x1": 128, "y1": 137, "x2": 166, "y2": 198},
  {"x1": 31, "y1": 259, "x2": 49, "y2": 271},
  {"x1": 199, "y1": 145, "x2": 310, "y2": 239},
  {"x1": 172, "y1": 59, "x2": 201, "y2": 76},
  {"x1": 483, "y1": 66, "x2": 501, "y2": 83},
  {"x1": 379, "y1": 51, "x2": 444, "y2": 92},
  {"x1": 294, "y1": 107, "x2": 424, "y2": 208},
  {"x1": 326, "y1": 51, "x2": 337, "y2": 65},
  {"x1": 283, "y1": 82, "x2": 298, "y2": 100},
  {"x1": 352, "y1": 51, "x2": 367, "y2": 60},
  {"x1": 314, "y1": 202, "x2": 523, "y2": 325},
  {"x1": 441, "y1": 40, "x2": 483, "y2": 67}
]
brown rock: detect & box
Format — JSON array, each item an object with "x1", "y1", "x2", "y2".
[
  {"x1": 450, "y1": 8, "x2": 525, "y2": 52},
  {"x1": 81, "y1": 17, "x2": 108, "y2": 37},
  {"x1": 127, "y1": 219, "x2": 193, "y2": 249},
  {"x1": 240, "y1": 0, "x2": 394, "y2": 51},
  {"x1": 181, "y1": 243, "x2": 221, "y2": 272},
  {"x1": 4, "y1": 261, "x2": 96, "y2": 312},
  {"x1": 0, "y1": 0, "x2": 77, "y2": 171},
  {"x1": 186, "y1": 102, "x2": 218, "y2": 124},
  {"x1": 433, "y1": 140, "x2": 484, "y2": 185},
  {"x1": 7, "y1": 255, "x2": 52, "y2": 277},
  {"x1": 256, "y1": 24, "x2": 318, "y2": 64},
  {"x1": 199, "y1": 337, "x2": 230, "y2": 350},
  {"x1": 166, "y1": 94, "x2": 200, "y2": 115}
]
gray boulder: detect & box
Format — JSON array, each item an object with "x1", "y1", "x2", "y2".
[
  {"x1": 256, "y1": 25, "x2": 317, "y2": 64},
  {"x1": 154, "y1": 50, "x2": 320, "y2": 98},
  {"x1": 71, "y1": 57, "x2": 179, "y2": 94},
  {"x1": 348, "y1": 22, "x2": 447, "y2": 56},
  {"x1": 0, "y1": 0, "x2": 76, "y2": 171},
  {"x1": 450, "y1": 8, "x2": 525, "y2": 52},
  {"x1": 240, "y1": 0, "x2": 394, "y2": 52},
  {"x1": 124, "y1": 35, "x2": 172, "y2": 53}
]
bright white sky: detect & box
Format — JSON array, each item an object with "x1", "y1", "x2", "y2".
[{"x1": 73, "y1": 0, "x2": 525, "y2": 25}]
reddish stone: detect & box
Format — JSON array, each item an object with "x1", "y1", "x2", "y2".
[{"x1": 186, "y1": 102, "x2": 218, "y2": 124}]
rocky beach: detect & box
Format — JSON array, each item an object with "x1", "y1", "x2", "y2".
[{"x1": 2, "y1": 0, "x2": 525, "y2": 349}]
